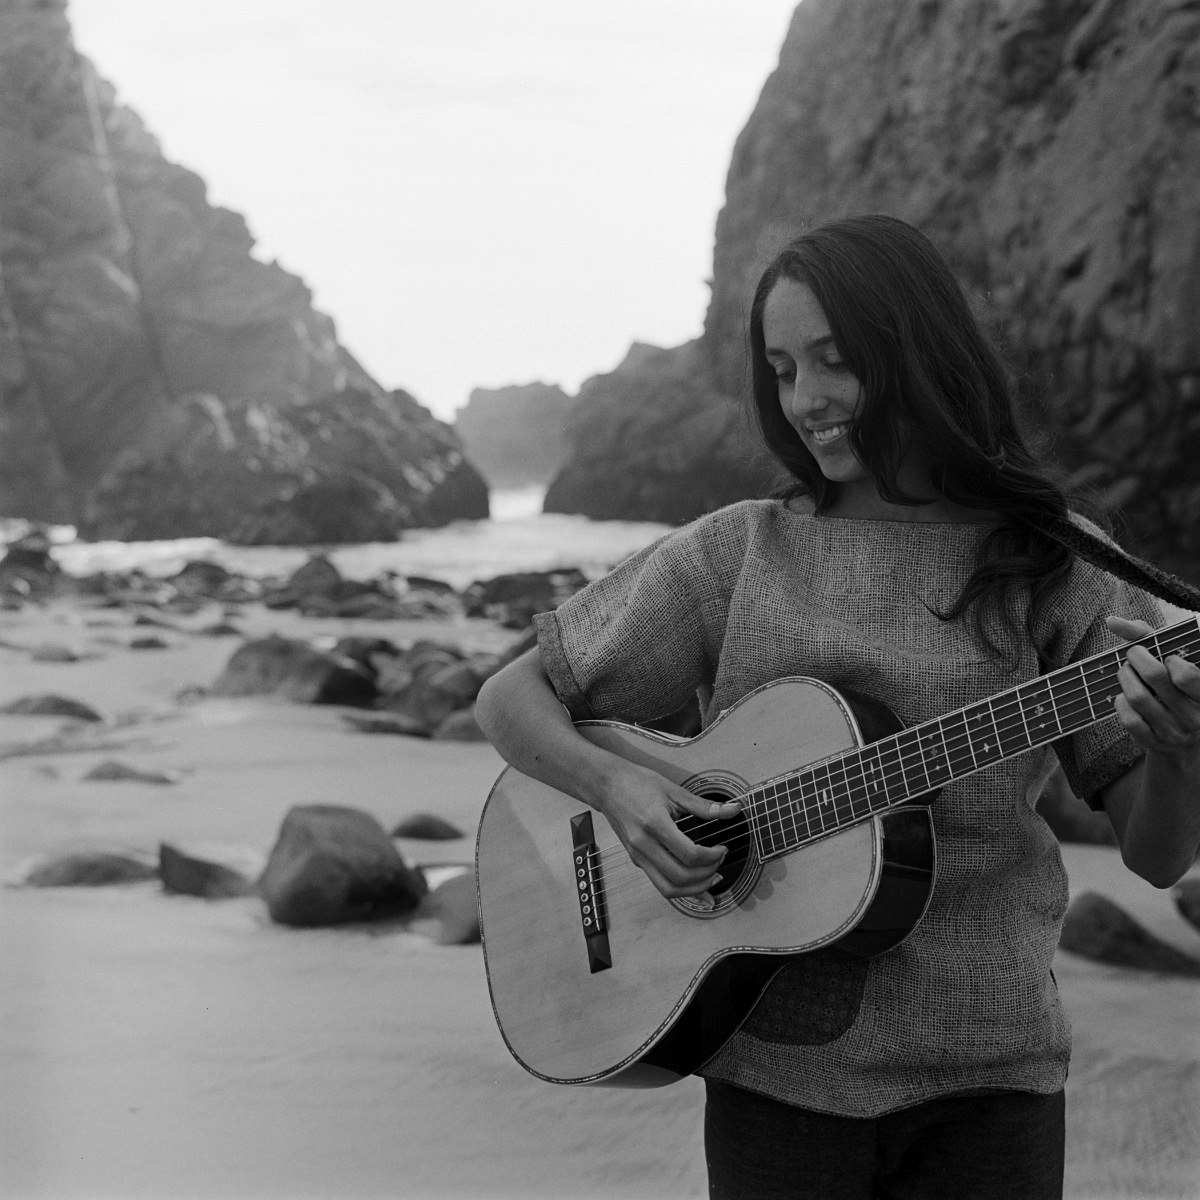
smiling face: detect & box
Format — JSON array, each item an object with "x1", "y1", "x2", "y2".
[{"x1": 762, "y1": 277, "x2": 869, "y2": 492}]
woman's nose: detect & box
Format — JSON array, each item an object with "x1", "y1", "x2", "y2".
[{"x1": 786, "y1": 370, "x2": 826, "y2": 420}]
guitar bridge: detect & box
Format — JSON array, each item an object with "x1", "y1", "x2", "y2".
[{"x1": 571, "y1": 812, "x2": 611, "y2": 974}]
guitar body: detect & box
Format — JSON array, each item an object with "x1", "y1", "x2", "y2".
[{"x1": 476, "y1": 676, "x2": 936, "y2": 1087}]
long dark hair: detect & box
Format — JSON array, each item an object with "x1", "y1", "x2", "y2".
[{"x1": 747, "y1": 214, "x2": 1074, "y2": 658}]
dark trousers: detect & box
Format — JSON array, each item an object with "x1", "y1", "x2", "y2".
[{"x1": 704, "y1": 1080, "x2": 1065, "y2": 1199}]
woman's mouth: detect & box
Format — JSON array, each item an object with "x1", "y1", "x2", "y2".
[{"x1": 810, "y1": 422, "x2": 851, "y2": 445}]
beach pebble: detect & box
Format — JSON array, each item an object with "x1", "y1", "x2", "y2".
[
  {"x1": 23, "y1": 851, "x2": 158, "y2": 887},
  {"x1": 258, "y1": 804, "x2": 427, "y2": 927},
  {"x1": 158, "y1": 843, "x2": 256, "y2": 899},
  {"x1": 0, "y1": 694, "x2": 103, "y2": 722},
  {"x1": 1059, "y1": 891, "x2": 1200, "y2": 976},
  {"x1": 83, "y1": 759, "x2": 178, "y2": 785},
  {"x1": 392, "y1": 813, "x2": 465, "y2": 841}
]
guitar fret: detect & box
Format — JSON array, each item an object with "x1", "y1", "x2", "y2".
[{"x1": 741, "y1": 617, "x2": 1200, "y2": 861}]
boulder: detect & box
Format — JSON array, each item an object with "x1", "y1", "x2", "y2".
[
  {"x1": 23, "y1": 851, "x2": 158, "y2": 887},
  {"x1": 0, "y1": 694, "x2": 103, "y2": 722},
  {"x1": 158, "y1": 843, "x2": 255, "y2": 899},
  {"x1": 455, "y1": 382, "x2": 575, "y2": 488},
  {"x1": 83, "y1": 759, "x2": 178, "y2": 785},
  {"x1": 170, "y1": 560, "x2": 234, "y2": 599},
  {"x1": 210, "y1": 635, "x2": 377, "y2": 706},
  {"x1": 391, "y1": 813, "x2": 466, "y2": 841},
  {"x1": 462, "y1": 569, "x2": 590, "y2": 629},
  {"x1": 0, "y1": 530, "x2": 61, "y2": 596},
  {"x1": 1058, "y1": 890, "x2": 1200, "y2": 976},
  {"x1": 373, "y1": 642, "x2": 483, "y2": 735},
  {"x1": 257, "y1": 804, "x2": 427, "y2": 927}
]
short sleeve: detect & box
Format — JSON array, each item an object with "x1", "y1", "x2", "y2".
[
  {"x1": 532, "y1": 519, "x2": 732, "y2": 725},
  {"x1": 1041, "y1": 548, "x2": 1165, "y2": 808}
]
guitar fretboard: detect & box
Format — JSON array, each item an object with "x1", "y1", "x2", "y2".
[{"x1": 745, "y1": 618, "x2": 1200, "y2": 859}]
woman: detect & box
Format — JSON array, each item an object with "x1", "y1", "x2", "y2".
[{"x1": 475, "y1": 215, "x2": 1200, "y2": 1199}]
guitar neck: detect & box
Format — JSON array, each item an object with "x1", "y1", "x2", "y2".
[{"x1": 749, "y1": 617, "x2": 1200, "y2": 859}]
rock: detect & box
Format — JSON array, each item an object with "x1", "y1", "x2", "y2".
[
  {"x1": 392, "y1": 813, "x2": 466, "y2": 841},
  {"x1": 30, "y1": 643, "x2": 82, "y2": 663},
  {"x1": 543, "y1": 341, "x2": 776, "y2": 524},
  {"x1": 210, "y1": 635, "x2": 377, "y2": 706},
  {"x1": 455, "y1": 383, "x2": 575, "y2": 488},
  {"x1": 24, "y1": 851, "x2": 158, "y2": 887},
  {"x1": 327, "y1": 636, "x2": 403, "y2": 672},
  {"x1": 409, "y1": 870, "x2": 481, "y2": 945},
  {"x1": 1174, "y1": 877, "x2": 1200, "y2": 933},
  {"x1": 83, "y1": 759, "x2": 178, "y2": 785},
  {"x1": 128, "y1": 635, "x2": 170, "y2": 650},
  {"x1": 544, "y1": 0, "x2": 1200, "y2": 582},
  {"x1": 1035, "y1": 768, "x2": 1118, "y2": 846},
  {"x1": 0, "y1": 530, "x2": 61, "y2": 596},
  {"x1": 372, "y1": 642, "x2": 483, "y2": 735},
  {"x1": 0, "y1": 694, "x2": 103, "y2": 722},
  {"x1": 0, "y1": 1, "x2": 489, "y2": 540},
  {"x1": 170, "y1": 560, "x2": 233, "y2": 599},
  {"x1": 257, "y1": 804, "x2": 427, "y2": 927},
  {"x1": 462, "y1": 569, "x2": 590, "y2": 629},
  {"x1": 431, "y1": 707, "x2": 489, "y2": 742},
  {"x1": 340, "y1": 712, "x2": 429, "y2": 737},
  {"x1": 158, "y1": 843, "x2": 255, "y2": 898},
  {"x1": 1058, "y1": 890, "x2": 1200, "y2": 976}
]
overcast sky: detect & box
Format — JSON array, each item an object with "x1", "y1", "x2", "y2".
[{"x1": 67, "y1": 0, "x2": 797, "y2": 420}]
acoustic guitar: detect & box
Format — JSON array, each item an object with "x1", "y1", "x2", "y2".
[{"x1": 475, "y1": 617, "x2": 1198, "y2": 1088}]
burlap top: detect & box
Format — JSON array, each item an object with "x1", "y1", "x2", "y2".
[{"x1": 533, "y1": 498, "x2": 1157, "y2": 1116}]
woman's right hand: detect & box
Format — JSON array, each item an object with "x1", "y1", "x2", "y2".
[{"x1": 593, "y1": 761, "x2": 740, "y2": 899}]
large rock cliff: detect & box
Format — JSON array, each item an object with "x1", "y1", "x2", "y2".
[
  {"x1": 454, "y1": 383, "x2": 574, "y2": 488},
  {"x1": 0, "y1": 0, "x2": 488, "y2": 542},
  {"x1": 551, "y1": 0, "x2": 1200, "y2": 576},
  {"x1": 542, "y1": 342, "x2": 773, "y2": 524}
]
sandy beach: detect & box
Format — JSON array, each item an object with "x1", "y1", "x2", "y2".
[{"x1": 1, "y1": 596, "x2": 1197, "y2": 1200}]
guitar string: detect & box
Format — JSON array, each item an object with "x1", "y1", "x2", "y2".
[
  {"x1": 631, "y1": 621, "x2": 1199, "y2": 862},
  {"x1": 590, "y1": 628, "x2": 1199, "y2": 897},
  {"x1": 588, "y1": 653, "x2": 1136, "y2": 897},
  {"x1": 585, "y1": 625, "x2": 1199, "y2": 897}
]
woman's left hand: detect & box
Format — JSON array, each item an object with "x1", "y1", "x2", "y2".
[{"x1": 1106, "y1": 615, "x2": 1200, "y2": 762}]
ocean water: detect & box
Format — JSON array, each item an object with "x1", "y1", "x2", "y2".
[{"x1": 34, "y1": 488, "x2": 672, "y2": 591}]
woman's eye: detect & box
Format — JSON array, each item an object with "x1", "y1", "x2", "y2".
[
  {"x1": 822, "y1": 358, "x2": 846, "y2": 373},
  {"x1": 773, "y1": 366, "x2": 795, "y2": 383}
]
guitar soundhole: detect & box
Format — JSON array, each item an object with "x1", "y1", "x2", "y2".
[{"x1": 673, "y1": 784, "x2": 757, "y2": 918}]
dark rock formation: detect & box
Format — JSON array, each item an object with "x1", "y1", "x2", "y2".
[
  {"x1": 391, "y1": 813, "x2": 466, "y2": 841},
  {"x1": 455, "y1": 383, "x2": 574, "y2": 488},
  {"x1": 461, "y1": 568, "x2": 589, "y2": 629},
  {"x1": 543, "y1": 342, "x2": 777, "y2": 525},
  {"x1": 23, "y1": 851, "x2": 158, "y2": 887},
  {"x1": 257, "y1": 804, "x2": 427, "y2": 927},
  {"x1": 209, "y1": 635, "x2": 378, "y2": 706},
  {"x1": 0, "y1": 0, "x2": 488, "y2": 541},
  {"x1": 0, "y1": 694, "x2": 103, "y2": 722},
  {"x1": 82, "y1": 759, "x2": 177, "y2": 785},
  {"x1": 549, "y1": 0, "x2": 1200, "y2": 578},
  {"x1": 1059, "y1": 890, "x2": 1200, "y2": 975},
  {"x1": 158, "y1": 842, "x2": 255, "y2": 899}
]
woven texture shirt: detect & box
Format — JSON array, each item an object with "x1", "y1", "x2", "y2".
[{"x1": 532, "y1": 498, "x2": 1159, "y2": 1117}]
